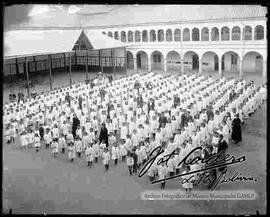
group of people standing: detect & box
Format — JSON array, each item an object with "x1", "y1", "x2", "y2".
[{"x1": 3, "y1": 71, "x2": 267, "y2": 191}]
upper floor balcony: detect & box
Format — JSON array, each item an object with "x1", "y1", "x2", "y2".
[{"x1": 102, "y1": 24, "x2": 267, "y2": 46}]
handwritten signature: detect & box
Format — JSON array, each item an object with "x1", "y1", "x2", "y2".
[{"x1": 138, "y1": 146, "x2": 256, "y2": 190}]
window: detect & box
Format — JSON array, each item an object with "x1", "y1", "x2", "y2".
[
  {"x1": 166, "y1": 29, "x2": 172, "y2": 41},
  {"x1": 211, "y1": 27, "x2": 219, "y2": 41},
  {"x1": 150, "y1": 30, "x2": 156, "y2": 42},
  {"x1": 114, "y1": 32, "x2": 119, "y2": 40},
  {"x1": 192, "y1": 28, "x2": 199, "y2": 41},
  {"x1": 128, "y1": 31, "x2": 133, "y2": 42},
  {"x1": 183, "y1": 28, "x2": 190, "y2": 41},
  {"x1": 201, "y1": 27, "x2": 209, "y2": 41},
  {"x1": 221, "y1": 27, "x2": 230, "y2": 41},
  {"x1": 158, "y1": 30, "x2": 164, "y2": 42},
  {"x1": 142, "y1": 30, "x2": 148, "y2": 42},
  {"x1": 243, "y1": 26, "x2": 252, "y2": 40},
  {"x1": 121, "y1": 31, "x2": 126, "y2": 42},
  {"x1": 232, "y1": 26, "x2": 241, "y2": 40},
  {"x1": 174, "y1": 29, "x2": 181, "y2": 41},
  {"x1": 255, "y1": 25, "x2": 264, "y2": 40},
  {"x1": 135, "y1": 31, "x2": 141, "y2": 42},
  {"x1": 108, "y1": 32, "x2": 113, "y2": 37}
]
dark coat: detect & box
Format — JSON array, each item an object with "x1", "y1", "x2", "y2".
[{"x1": 99, "y1": 127, "x2": 108, "y2": 146}]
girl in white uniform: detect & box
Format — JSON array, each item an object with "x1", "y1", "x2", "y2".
[
  {"x1": 20, "y1": 132, "x2": 27, "y2": 149},
  {"x1": 75, "y1": 137, "x2": 83, "y2": 158},
  {"x1": 59, "y1": 134, "x2": 66, "y2": 154},
  {"x1": 120, "y1": 141, "x2": 128, "y2": 162},
  {"x1": 158, "y1": 162, "x2": 169, "y2": 189},
  {"x1": 111, "y1": 143, "x2": 120, "y2": 165},
  {"x1": 51, "y1": 139, "x2": 59, "y2": 157},
  {"x1": 120, "y1": 122, "x2": 128, "y2": 143},
  {"x1": 93, "y1": 140, "x2": 99, "y2": 163},
  {"x1": 85, "y1": 144, "x2": 94, "y2": 167},
  {"x1": 68, "y1": 142, "x2": 76, "y2": 162},
  {"x1": 34, "y1": 133, "x2": 40, "y2": 152},
  {"x1": 102, "y1": 148, "x2": 111, "y2": 171}
]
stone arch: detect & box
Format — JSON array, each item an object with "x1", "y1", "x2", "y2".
[
  {"x1": 166, "y1": 29, "x2": 173, "y2": 41},
  {"x1": 174, "y1": 29, "x2": 181, "y2": 41},
  {"x1": 135, "y1": 31, "x2": 141, "y2": 42},
  {"x1": 150, "y1": 30, "x2": 156, "y2": 42},
  {"x1": 221, "y1": 51, "x2": 241, "y2": 76},
  {"x1": 201, "y1": 51, "x2": 219, "y2": 73},
  {"x1": 127, "y1": 51, "x2": 134, "y2": 69},
  {"x1": 242, "y1": 51, "x2": 263, "y2": 77},
  {"x1": 151, "y1": 50, "x2": 164, "y2": 71},
  {"x1": 192, "y1": 28, "x2": 200, "y2": 41},
  {"x1": 243, "y1": 26, "x2": 252, "y2": 40},
  {"x1": 254, "y1": 25, "x2": 264, "y2": 40},
  {"x1": 211, "y1": 27, "x2": 219, "y2": 41},
  {"x1": 121, "y1": 31, "x2": 126, "y2": 42},
  {"x1": 114, "y1": 31, "x2": 119, "y2": 40},
  {"x1": 201, "y1": 27, "x2": 209, "y2": 41},
  {"x1": 142, "y1": 30, "x2": 148, "y2": 42},
  {"x1": 158, "y1": 29, "x2": 164, "y2": 42},
  {"x1": 166, "y1": 51, "x2": 181, "y2": 72},
  {"x1": 183, "y1": 51, "x2": 199, "y2": 72},
  {"x1": 183, "y1": 28, "x2": 190, "y2": 41},
  {"x1": 221, "y1": 26, "x2": 230, "y2": 41},
  {"x1": 128, "y1": 31, "x2": 133, "y2": 42},
  {"x1": 136, "y1": 50, "x2": 148, "y2": 70},
  {"x1": 232, "y1": 26, "x2": 241, "y2": 40}
]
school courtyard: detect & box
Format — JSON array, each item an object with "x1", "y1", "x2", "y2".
[{"x1": 2, "y1": 70, "x2": 267, "y2": 215}]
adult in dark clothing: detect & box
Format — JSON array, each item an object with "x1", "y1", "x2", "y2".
[
  {"x1": 159, "y1": 112, "x2": 167, "y2": 128},
  {"x1": 39, "y1": 125, "x2": 44, "y2": 141},
  {"x1": 231, "y1": 114, "x2": 242, "y2": 144},
  {"x1": 180, "y1": 111, "x2": 187, "y2": 128},
  {"x1": 72, "y1": 114, "x2": 80, "y2": 138},
  {"x1": 131, "y1": 149, "x2": 138, "y2": 173},
  {"x1": 65, "y1": 92, "x2": 71, "y2": 107},
  {"x1": 99, "y1": 123, "x2": 108, "y2": 147},
  {"x1": 78, "y1": 95, "x2": 83, "y2": 110},
  {"x1": 217, "y1": 134, "x2": 228, "y2": 172}
]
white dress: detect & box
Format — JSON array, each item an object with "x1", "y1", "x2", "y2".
[
  {"x1": 102, "y1": 152, "x2": 111, "y2": 165},
  {"x1": 112, "y1": 146, "x2": 120, "y2": 160}
]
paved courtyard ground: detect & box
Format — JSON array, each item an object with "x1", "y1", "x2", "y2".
[{"x1": 2, "y1": 70, "x2": 267, "y2": 214}]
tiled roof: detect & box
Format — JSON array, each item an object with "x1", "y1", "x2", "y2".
[{"x1": 77, "y1": 5, "x2": 267, "y2": 27}]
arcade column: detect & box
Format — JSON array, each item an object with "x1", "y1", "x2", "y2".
[
  {"x1": 199, "y1": 59, "x2": 202, "y2": 74},
  {"x1": 181, "y1": 59, "x2": 184, "y2": 74},
  {"x1": 164, "y1": 58, "x2": 167, "y2": 72},
  {"x1": 134, "y1": 57, "x2": 137, "y2": 72},
  {"x1": 218, "y1": 58, "x2": 222, "y2": 77},
  {"x1": 239, "y1": 59, "x2": 243, "y2": 79}
]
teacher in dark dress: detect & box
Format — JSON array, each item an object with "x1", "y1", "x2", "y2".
[
  {"x1": 99, "y1": 123, "x2": 109, "y2": 147},
  {"x1": 231, "y1": 114, "x2": 242, "y2": 144},
  {"x1": 72, "y1": 114, "x2": 80, "y2": 138}
]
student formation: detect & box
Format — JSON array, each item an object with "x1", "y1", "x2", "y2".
[{"x1": 3, "y1": 71, "x2": 267, "y2": 190}]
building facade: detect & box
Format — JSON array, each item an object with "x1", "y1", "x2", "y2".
[{"x1": 100, "y1": 17, "x2": 267, "y2": 80}]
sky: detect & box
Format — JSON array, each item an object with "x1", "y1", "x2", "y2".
[{"x1": 4, "y1": 4, "x2": 266, "y2": 31}]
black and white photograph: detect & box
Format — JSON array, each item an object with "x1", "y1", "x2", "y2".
[{"x1": 2, "y1": 4, "x2": 267, "y2": 215}]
